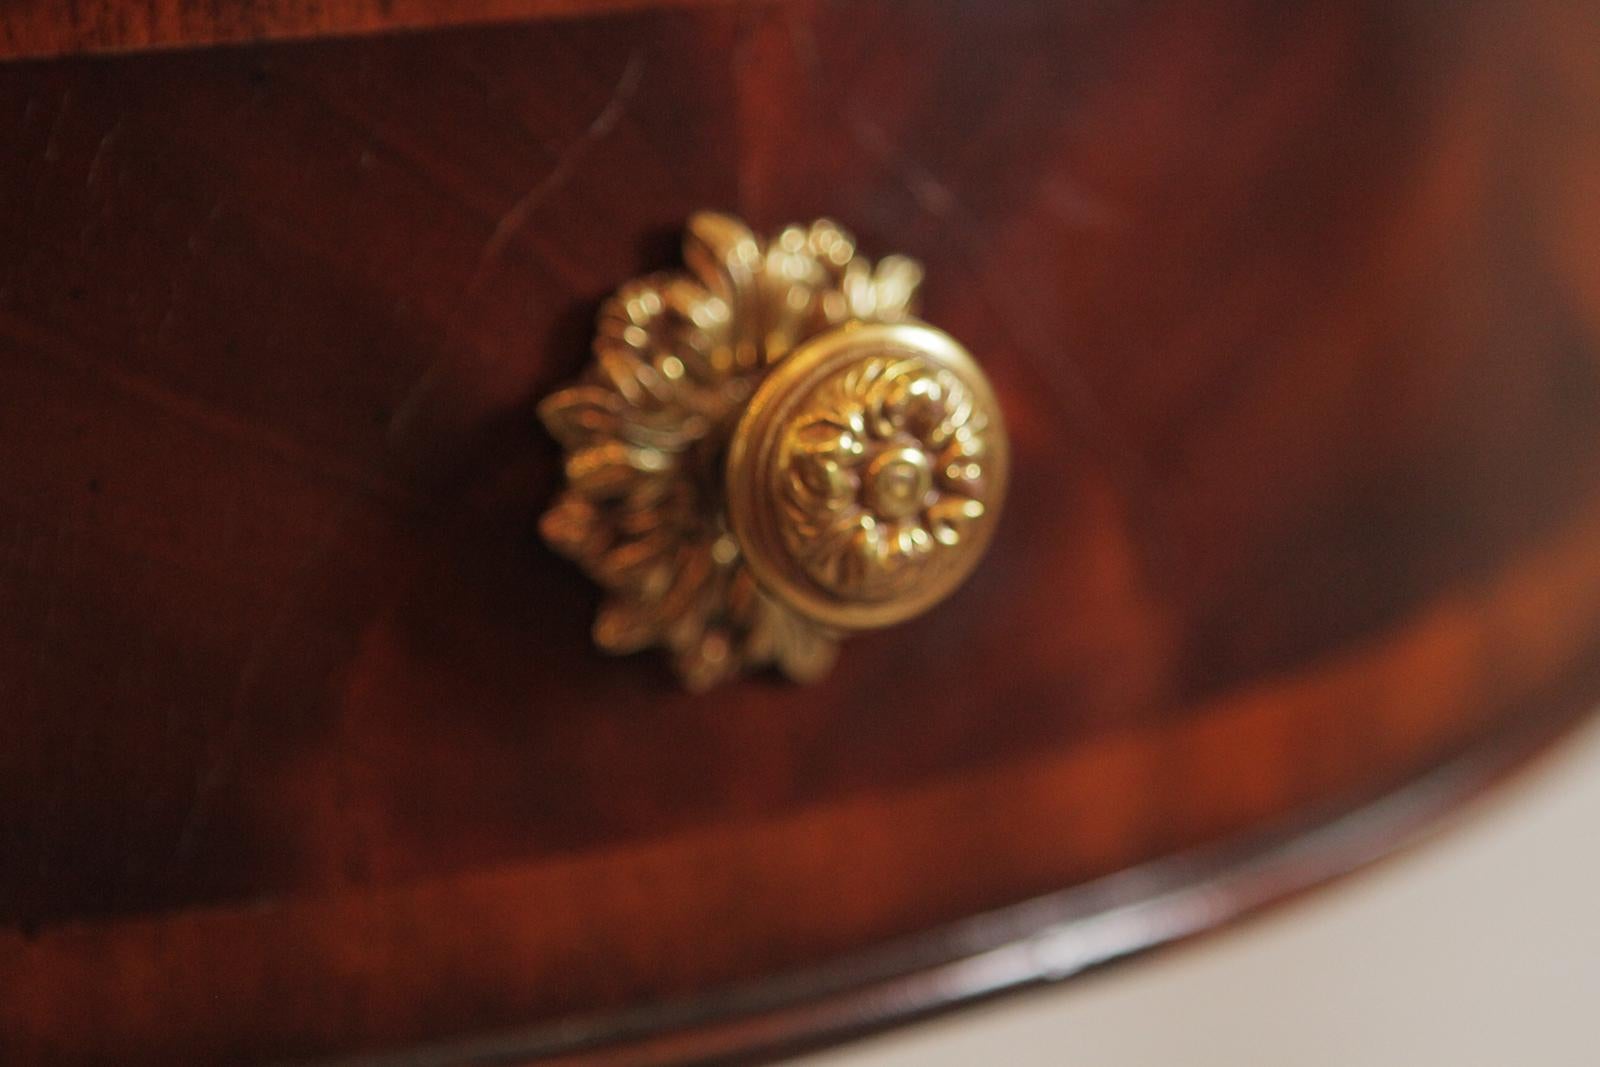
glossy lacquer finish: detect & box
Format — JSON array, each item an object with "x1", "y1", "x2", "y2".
[{"x1": 2, "y1": 1, "x2": 1600, "y2": 1063}]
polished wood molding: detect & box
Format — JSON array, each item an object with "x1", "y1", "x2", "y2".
[
  {"x1": 358, "y1": 697, "x2": 1598, "y2": 1066},
  {"x1": 0, "y1": 0, "x2": 757, "y2": 61}
]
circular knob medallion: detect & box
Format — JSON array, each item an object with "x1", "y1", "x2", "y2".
[{"x1": 726, "y1": 322, "x2": 1008, "y2": 630}]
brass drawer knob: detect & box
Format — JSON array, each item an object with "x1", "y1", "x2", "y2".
[{"x1": 539, "y1": 213, "x2": 1008, "y2": 690}]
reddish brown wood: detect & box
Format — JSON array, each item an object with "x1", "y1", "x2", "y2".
[
  {"x1": 0, "y1": 0, "x2": 758, "y2": 61},
  {"x1": 3, "y1": 0, "x2": 1600, "y2": 1063}
]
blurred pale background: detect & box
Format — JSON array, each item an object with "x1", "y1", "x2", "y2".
[{"x1": 802, "y1": 719, "x2": 1600, "y2": 1067}]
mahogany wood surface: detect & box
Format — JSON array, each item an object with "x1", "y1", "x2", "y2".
[
  {"x1": 0, "y1": 0, "x2": 756, "y2": 62},
  {"x1": 3, "y1": 0, "x2": 1600, "y2": 1062}
]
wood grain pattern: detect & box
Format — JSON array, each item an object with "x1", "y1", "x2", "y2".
[
  {"x1": 2, "y1": 0, "x2": 1599, "y2": 1062},
  {"x1": 0, "y1": 0, "x2": 757, "y2": 61}
]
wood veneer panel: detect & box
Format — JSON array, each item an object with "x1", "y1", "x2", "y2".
[{"x1": 2, "y1": 0, "x2": 1599, "y2": 1061}]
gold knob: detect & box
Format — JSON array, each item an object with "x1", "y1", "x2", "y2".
[
  {"x1": 726, "y1": 321, "x2": 1006, "y2": 631},
  {"x1": 539, "y1": 214, "x2": 1008, "y2": 691}
]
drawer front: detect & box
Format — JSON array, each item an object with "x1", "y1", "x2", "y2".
[{"x1": 3, "y1": 1, "x2": 1600, "y2": 1062}]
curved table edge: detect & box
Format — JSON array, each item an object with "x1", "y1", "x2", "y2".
[{"x1": 328, "y1": 662, "x2": 1600, "y2": 1067}]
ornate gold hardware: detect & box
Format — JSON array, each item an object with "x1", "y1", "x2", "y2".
[{"x1": 539, "y1": 213, "x2": 1008, "y2": 691}]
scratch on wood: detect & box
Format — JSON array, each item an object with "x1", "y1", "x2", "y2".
[
  {"x1": 153, "y1": 196, "x2": 227, "y2": 345},
  {"x1": 41, "y1": 87, "x2": 72, "y2": 164},
  {"x1": 173, "y1": 500, "x2": 357, "y2": 863},
  {"x1": 84, "y1": 119, "x2": 122, "y2": 189},
  {"x1": 847, "y1": 115, "x2": 958, "y2": 219},
  {"x1": 2, "y1": 310, "x2": 417, "y2": 506},
  {"x1": 470, "y1": 47, "x2": 645, "y2": 283},
  {"x1": 840, "y1": 108, "x2": 1156, "y2": 542}
]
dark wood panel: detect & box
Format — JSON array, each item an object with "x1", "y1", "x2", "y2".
[{"x1": 2, "y1": 0, "x2": 1599, "y2": 1062}]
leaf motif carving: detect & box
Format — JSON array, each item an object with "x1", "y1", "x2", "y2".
[
  {"x1": 593, "y1": 597, "x2": 661, "y2": 654},
  {"x1": 566, "y1": 443, "x2": 671, "y2": 500},
  {"x1": 537, "y1": 386, "x2": 624, "y2": 450}
]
